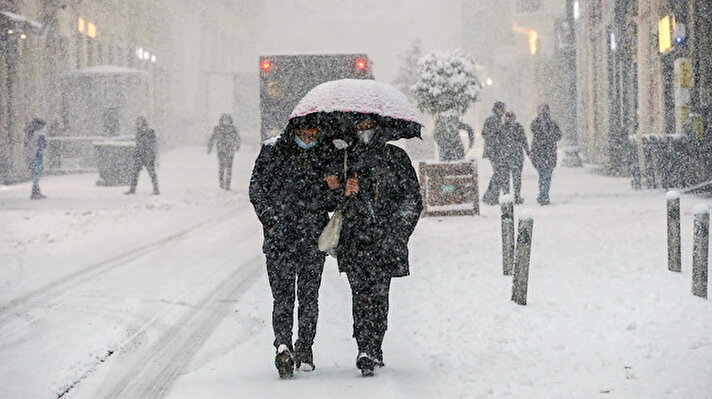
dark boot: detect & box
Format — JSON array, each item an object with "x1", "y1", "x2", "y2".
[
  {"x1": 275, "y1": 343, "x2": 294, "y2": 379},
  {"x1": 30, "y1": 185, "x2": 45, "y2": 200},
  {"x1": 356, "y1": 352, "x2": 375, "y2": 376},
  {"x1": 294, "y1": 343, "x2": 314, "y2": 371}
]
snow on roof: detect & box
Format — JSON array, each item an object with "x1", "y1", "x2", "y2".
[
  {"x1": 73, "y1": 65, "x2": 147, "y2": 75},
  {"x1": 290, "y1": 79, "x2": 423, "y2": 125}
]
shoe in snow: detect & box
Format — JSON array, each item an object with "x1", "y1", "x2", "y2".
[
  {"x1": 294, "y1": 344, "x2": 314, "y2": 371},
  {"x1": 275, "y1": 344, "x2": 294, "y2": 379},
  {"x1": 356, "y1": 352, "x2": 375, "y2": 376}
]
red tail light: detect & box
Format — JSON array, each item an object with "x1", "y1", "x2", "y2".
[
  {"x1": 261, "y1": 60, "x2": 272, "y2": 72},
  {"x1": 355, "y1": 58, "x2": 367, "y2": 71}
]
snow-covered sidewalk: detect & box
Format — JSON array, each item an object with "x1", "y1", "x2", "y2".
[{"x1": 1, "y1": 145, "x2": 711, "y2": 398}]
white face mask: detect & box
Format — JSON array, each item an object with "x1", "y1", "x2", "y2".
[{"x1": 357, "y1": 129, "x2": 375, "y2": 144}]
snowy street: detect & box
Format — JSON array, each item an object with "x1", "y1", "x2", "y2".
[{"x1": 1, "y1": 145, "x2": 711, "y2": 398}]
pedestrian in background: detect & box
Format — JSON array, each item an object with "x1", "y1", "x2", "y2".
[
  {"x1": 24, "y1": 118, "x2": 48, "y2": 200},
  {"x1": 481, "y1": 101, "x2": 507, "y2": 205},
  {"x1": 500, "y1": 111, "x2": 529, "y2": 204},
  {"x1": 530, "y1": 104, "x2": 562, "y2": 205},
  {"x1": 208, "y1": 113, "x2": 241, "y2": 190},
  {"x1": 433, "y1": 111, "x2": 475, "y2": 161},
  {"x1": 125, "y1": 116, "x2": 159, "y2": 195}
]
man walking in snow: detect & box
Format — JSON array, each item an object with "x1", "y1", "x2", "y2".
[
  {"x1": 125, "y1": 116, "x2": 159, "y2": 195},
  {"x1": 500, "y1": 112, "x2": 529, "y2": 204},
  {"x1": 249, "y1": 113, "x2": 338, "y2": 378},
  {"x1": 207, "y1": 113, "x2": 241, "y2": 190},
  {"x1": 481, "y1": 101, "x2": 507, "y2": 205},
  {"x1": 530, "y1": 104, "x2": 562, "y2": 205}
]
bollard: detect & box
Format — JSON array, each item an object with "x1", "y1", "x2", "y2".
[
  {"x1": 500, "y1": 195, "x2": 515, "y2": 276},
  {"x1": 667, "y1": 191, "x2": 681, "y2": 272},
  {"x1": 512, "y1": 212, "x2": 533, "y2": 306},
  {"x1": 692, "y1": 205, "x2": 709, "y2": 299}
]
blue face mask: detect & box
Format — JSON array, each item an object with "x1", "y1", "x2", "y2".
[{"x1": 295, "y1": 136, "x2": 317, "y2": 149}]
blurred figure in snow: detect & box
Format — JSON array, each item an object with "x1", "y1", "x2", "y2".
[
  {"x1": 207, "y1": 113, "x2": 241, "y2": 190},
  {"x1": 433, "y1": 110, "x2": 475, "y2": 161},
  {"x1": 500, "y1": 111, "x2": 529, "y2": 204},
  {"x1": 530, "y1": 104, "x2": 562, "y2": 205},
  {"x1": 125, "y1": 116, "x2": 159, "y2": 195},
  {"x1": 24, "y1": 118, "x2": 48, "y2": 200}
]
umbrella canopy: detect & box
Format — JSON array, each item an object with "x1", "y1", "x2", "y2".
[{"x1": 289, "y1": 79, "x2": 423, "y2": 140}]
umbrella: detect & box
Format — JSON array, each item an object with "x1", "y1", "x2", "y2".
[{"x1": 289, "y1": 79, "x2": 423, "y2": 141}]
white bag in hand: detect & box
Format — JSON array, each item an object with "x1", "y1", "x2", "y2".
[{"x1": 318, "y1": 210, "x2": 343, "y2": 256}]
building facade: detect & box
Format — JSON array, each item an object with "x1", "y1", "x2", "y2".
[{"x1": 574, "y1": 0, "x2": 712, "y2": 176}]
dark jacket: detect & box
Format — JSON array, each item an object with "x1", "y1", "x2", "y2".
[
  {"x1": 501, "y1": 121, "x2": 529, "y2": 168},
  {"x1": 336, "y1": 141, "x2": 422, "y2": 278},
  {"x1": 481, "y1": 114, "x2": 502, "y2": 160},
  {"x1": 208, "y1": 123, "x2": 240, "y2": 157},
  {"x1": 134, "y1": 127, "x2": 157, "y2": 163},
  {"x1": 249, "y1": 134, "x2": 339, "y2": 255},
  {"x1": 530, "y1": 116, "x2": 562, "y2": 169}
]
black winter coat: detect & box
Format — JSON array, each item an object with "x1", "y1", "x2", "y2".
[
  {"x1": 336, "y1": 142, "x2": 422, "y2": 278},
  {"x1": 530, "y1": 116, "x2": 562, "y2": 169},
  {"x1": 249, "y1": 135, "x2": 338, "y2": 255},
  {"x1": 134, "y1": 127, "x2": 157, "y2": 163},
  {"x1": 500, "y1": 121, "x2": 529, "y2": 168},
  {"x1": 208, "y1": 123, "x2": 240, "y2": 157},
  {"x1": 481, "y1": 114, "x2": 503, "y2": 160}
]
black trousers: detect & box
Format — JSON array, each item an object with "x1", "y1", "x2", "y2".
[
  {"x1": 347, "y1": 267, "x2": 391, "y2": 359},
  {"x1": 218, "y1": 152, "x2": 234, "y2": 189},
  {"x1": 266, "y1": 250, "x2": 325, "y2": 349},
  {"x1": 483, "y1": 160, "x2": 508, "y2": 203},
  {"x1": 129, "y1": 158, "x2": 159, "y2": 192}
]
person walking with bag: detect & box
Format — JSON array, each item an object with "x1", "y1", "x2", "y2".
[
  {"x1": 249, "y1": 114, "x2": 339, "y2": 378},
  {"x1": 530, "y1": 104, "x2": 562, "y2": 205},
  {"x1": 325, "y1": 114, "x2": 422, "y2": 376},
  {"x1": 207, "y1": 113, "x2": 241, "y2": 190}
]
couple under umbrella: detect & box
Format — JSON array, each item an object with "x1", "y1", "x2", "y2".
[{"x1": 249, "y1": 79, "x2": 423, "y2": 378}]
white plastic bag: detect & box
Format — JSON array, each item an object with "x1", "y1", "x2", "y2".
[{"x1": 318, "y1": 210, "x2": 343, "y2": 256}]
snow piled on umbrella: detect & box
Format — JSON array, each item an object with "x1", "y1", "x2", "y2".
[{"x1": 289, "y1": 79, "x2": 423, "y2": 126}]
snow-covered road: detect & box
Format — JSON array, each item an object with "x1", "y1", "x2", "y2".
[{"x1": 1, "y1": 144, "x2": 711, "y2": 398}]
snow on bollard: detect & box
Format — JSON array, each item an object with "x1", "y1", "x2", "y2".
[
  {"x1": 692, "y1": 205, "x2": 709, "y2": 299},
  {"x1": 512, "y1": 211, "x2": 533, "y2": 306},
  {"x1": 667, "y1": 191, "x2": 681, "y2": 273},
  {"x1": 500, "y1": 195, "x2": 515, "y2": 276}
]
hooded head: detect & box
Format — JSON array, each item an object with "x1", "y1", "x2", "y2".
[
  {"x1": 504, "y1": 111, "x2": 516, "y2": 124},
  {"x1": 537, "y1": 104, "x2": 550, "y2": 118},
  {"x1": 493, "y1": 101, "x2": 506, "y2": 116},
  {"x1": 219, "y1": 113, "x2": 233, "y2": 126},
  {"x1": 136, "y1": 116, "x2": 148, "y2": 129}
]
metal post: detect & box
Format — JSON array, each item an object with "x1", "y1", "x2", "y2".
[
  {"x1": 667, "y1": 191, "x2": 681, "y2": 272},
  {"x1": 512, "y1": 213, "x2": 533, "y2": 306},
  {"x1": 500, "y1": 195, "x2": 515, "y2": 275},
  {"x1": 692, "y1": 205, "x2": 709, "y2": 299}
]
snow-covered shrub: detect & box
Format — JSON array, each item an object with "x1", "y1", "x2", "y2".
[{"x1": 412, "y1": 50, "x2": 482, "y2": 116}]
